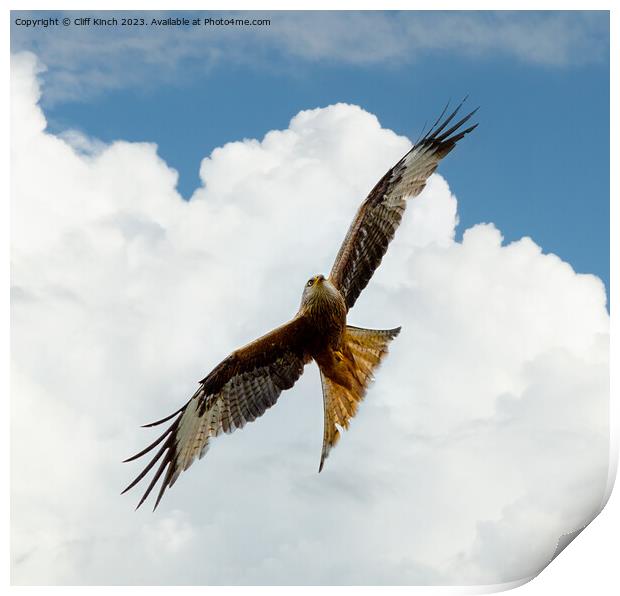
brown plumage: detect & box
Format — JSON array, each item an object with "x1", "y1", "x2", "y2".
[{"x1": 123, "y1": 100, "x2": 478, "y2": 509}]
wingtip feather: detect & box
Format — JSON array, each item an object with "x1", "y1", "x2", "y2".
[
  {"x1": 141, "y1": 405, "x2": 184, "y2": 428},
  {"x1": 420, "y1": 99, "x2": 479, "y2": 150}
]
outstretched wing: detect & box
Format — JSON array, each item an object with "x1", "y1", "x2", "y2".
[
  {"x1": 329, "y1": 99, "x2": 478, "y2": 310},
  {"x1": 122, "y1": 315, "x2": 312, "y2": 510}
]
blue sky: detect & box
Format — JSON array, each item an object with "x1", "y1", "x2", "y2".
[{"x1": 11, "y1": 10, "x2": 610, "y2": 296}]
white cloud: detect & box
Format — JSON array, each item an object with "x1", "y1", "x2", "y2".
[
  {"x1": 10, "y1": 51, "x2": 609, "y2": 586},
  {"x1": 10, "y1": 11, "x2": 609, "y2": 103}
]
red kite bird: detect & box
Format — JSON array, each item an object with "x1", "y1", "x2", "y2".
[{"x1": 123, "y1": 100, "x2": 478, "y2": 509}]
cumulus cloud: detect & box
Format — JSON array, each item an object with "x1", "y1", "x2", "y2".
[
  {"x1": 10, "y1": 52, "x2": 609, "y2": 586},
  {"x1": 10, "y1": 11, "x2": 609, "y2": 103}
]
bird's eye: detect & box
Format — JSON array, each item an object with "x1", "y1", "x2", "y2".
[{"x1": 307, "y1": 279, "x2": 314, "y2": 287}]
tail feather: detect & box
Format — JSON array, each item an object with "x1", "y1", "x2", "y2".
[{"x1": 319, "y1": 325, "x2": 400, "y2": 472}]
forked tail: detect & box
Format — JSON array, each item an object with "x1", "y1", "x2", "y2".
[{"x1": 319, "y1": 325, "x2": 401, "y2": 471}]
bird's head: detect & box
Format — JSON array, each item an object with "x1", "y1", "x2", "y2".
[{"x1": 300, "y1": 274, "x2": 327, "y2": 307}]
